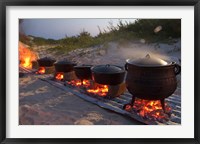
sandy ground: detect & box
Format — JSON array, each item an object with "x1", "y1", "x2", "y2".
[
  {"x1": 19, "y1": 40, "x2": 181, "y2": 125},
  {"x1": 19, "y1": 75, "x2": 143, "y2": 125}
]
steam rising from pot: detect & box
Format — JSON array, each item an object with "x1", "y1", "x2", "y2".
[{"x1": 117, "y1": 44, "x2": 172, "y2": 62}]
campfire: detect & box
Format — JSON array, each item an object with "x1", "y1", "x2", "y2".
[
  {"x1": 55, "y1": 72, "x2": 64, "y2": 81},
  {"x1": 67, "y1": 79, "x2": 90, "y2": 87},
  {"x1": 36, "y1": 67, "x2": 45, "y2": 74},
  {"x1": 66, "y1": 78, "x2": 125, "y2": 98},
  {"x1": 54, "y1": 71, "x2": 77, "y2": 81},
  {"x1": 124, "y1": 98, "x2": 172, "y2": 121},
  {"x1": 20, "y1": 60, "x2": 180, "y2": 124},
  {"x1": 67, "y1": 80, "x2": 108, "y2": 96},
  {"x1": 19, "y1": 41, "x2": 37, "y2": 69},
  {"x1": 35, "y1": 57, "x2": 56, "y2": 74},
  {"x1": 87, "y1": 84, "x2": 109, "y2": 97},
  {"x1": 19, "y1": 49, "x2": 180, "y2": 124},
  {"x1": 66, "y1": 75, "x2": 172, "y2": 122}
]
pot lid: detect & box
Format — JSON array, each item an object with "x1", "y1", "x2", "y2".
[
  {"x1": 74, "y1": 64, "x2": 92, "y2": 68},
  {"x1": 55, "y1": 59, "x2": 76, "y2": 65},
  {"x1": 127, "y1": 54, "x2": 169, "y2": 66},
  {"x1": 91, "y1": 64, "x2": 124, "y2": 73},
  {"x1": 38, "y1": 57, "x2": 56, "y2": 62}
]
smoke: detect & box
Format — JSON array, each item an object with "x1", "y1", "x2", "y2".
[{"x1": 115, "y1": 43, "x2": 171, "y2": 62}]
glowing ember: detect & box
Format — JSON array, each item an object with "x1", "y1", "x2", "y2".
[
  {"x1": 36, "y1": 67, "x2": 45, "y2": 74},
  {"x1": 67, "y1": 80, "x2": 109, "y2": 97},
  {"x1": 124, "y1": 104, "x2": 132, "y2": 111},
  {"x1": 55, "y1": 73, "x2": 64, "y2": 80},
  {"x1": 132, "y1": 98, "x2": 171, "y2": 121},
  {"x1": 19, "y1": 41, "x2": 37, "y2": 69},
  {"x1": 87, "y1": 85, "x2": 109, "y2": 97},
  {"x1": 125, "y1": 98, "x2": 171, "y2": 121},
  {"x1": 67, "y1": 79, "x2": 90, "y2": 87}
]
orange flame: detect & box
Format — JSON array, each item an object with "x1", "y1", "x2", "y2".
[
  {"x1": 132, "y1": 98, "x2": 171, "y2": 120},
  {"x1": 67, "y1": 80, "x2": 109, "y2": 97},
  {"x1": 87, "y1": 85, "x2": 109, "y2": 97},
  {"x1": 19, "y1": 41, "x2": 37, "y2": 69},
  {"x1": 67, "y1": 79, "x2": 90, "y2": 87},
  {"x1": 55, "y1": 73, "x2": 64, "y2": 80},
  {"x1": 36, "y1": 67, "x2": 45, "y2": 74}
]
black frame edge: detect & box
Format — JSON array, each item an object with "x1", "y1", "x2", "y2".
[
  {"x1": 2, "y1": 0, "x2": 199, "y2": 6},
  {"x1": 1, "y1": 0, "x2": 200, "y2": 144},
  {"x1": 1, "y1": 138, "x2": 199, "y2": 144},
  {"x1": 195, "y1": 0, "x2": 200, "y2": 143},
  {"x1": 0, "y1": 0, "x2": 6, "y2": 144}
]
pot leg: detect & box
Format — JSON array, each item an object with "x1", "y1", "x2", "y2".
[
  {"x1": 160, "y1": 99, "x2": 165, "y2": 113},
  {"x1": 123, "y1": 96, "x2": 135, "y2": 111},
  {"x1": 131, "y1": 96, "x2": 136, "y2": 106},
  {"x1": 123, "y1": 103, "x2": 132, "y2": 111}
]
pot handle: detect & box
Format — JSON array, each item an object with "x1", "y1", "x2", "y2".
[
  {"x1": 125, "y1": 63, "x2": 128, "y2": 71},
  {"x1": 174, "y1": 64, "x2": 181, "y2": 75}
]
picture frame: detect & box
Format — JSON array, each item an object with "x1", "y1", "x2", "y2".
[{"x1": 0, "y1": 0, "x2": 199, "y2": 143}]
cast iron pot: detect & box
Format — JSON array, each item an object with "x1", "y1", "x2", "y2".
[
  {"x1": 54, "y1": 59, "x2": 76, "y2": 73},
  {"x1": 91, "y1": 64, "x2": 126, "y2": 85},
  {"x1": 125, "y1": 54, "x2": 181, "y2": 100},
  {"x1": 37, "y1": 57, "x2": 56, "y2": 67},
  {"x1": 74, "y1": 65, "x2": 92, "y2": 80}
]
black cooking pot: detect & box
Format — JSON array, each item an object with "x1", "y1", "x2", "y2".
[
  {"x1": 125, "y1": 54, "x2": 181, "y2": 100},
  {"x1": 54, "y1": 59, "x2": 76, "y2": 73},
  {"x1": 91, "y1": 64, "x2": 126, "y2": 85},
  {"x1": 37, "y1": 57, "x2": 56, "y2": 67},
  {"x1": 74, "y1": 65, "x2": 92, "y2": 80}
]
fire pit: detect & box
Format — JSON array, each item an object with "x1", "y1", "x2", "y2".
[
  {"x1": 89, "y1": 64, "x2": 126, "y2": 98},
  {"x1": 87, "y1": 82, "x2": 126, "y2": 98},
  {"x1": 124, "y1": 54, "x2": 181, "y2": 113},
  {"x1": 66, "y1": 64, "x2": 127, "y2": 98},
  {"x1": 19, "y1": 41, "x2": 38, "y2": 69},
  {"x1": 54, "y1": 59, "x2": 77, "y2": 81},
  {"x1": 66, "y1": 79, "x2": 126, "y2": 98},
  {"x1": 36, "y1": 57, "x2": 56, "y2": 74},
  {"x1": 21, "y1": 62, "x2": 181, "y2": 125}
]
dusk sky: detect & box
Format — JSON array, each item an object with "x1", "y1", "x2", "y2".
[{"x1": 20, "y1": 19, "x2": 136, "y2": 40}]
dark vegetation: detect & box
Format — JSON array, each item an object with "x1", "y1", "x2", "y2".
[{"x1": 19, "y1": 19, "x2": 181, "y2": 54}]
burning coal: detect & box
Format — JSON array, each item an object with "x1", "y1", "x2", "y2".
[
  {"x1": 67, "y1": 80, "x2": 109, "y2": 97},
  {"x1": 19, "y1": 41, "x2": 37, "y2": 69},
  {"x1": 67, "y1": 79, "x2": 91, "y2": 88},
  {"x1": 87, "y1": 84, "x2": 109, "y2": 97},
  {"x1": 125, "y1": 98, "x2": 171, "y2": 121},
  {"x1": 36, "y1": 67, "x2": 45, "y2": 74},
  {"x1": 55, "y1": 73, "x2": 64, "y2": 81}
]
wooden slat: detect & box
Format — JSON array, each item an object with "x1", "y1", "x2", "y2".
[{"x1": 165, "y1": 99, "x2": 181, "y2": 106}]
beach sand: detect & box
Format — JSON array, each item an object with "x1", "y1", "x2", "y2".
[
  {"x1": 19, "y1": 75, "x2": 142, "y2": 125},
  {"x1": 19, "y1": 40, "x2": 181, "y2": 125}
]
